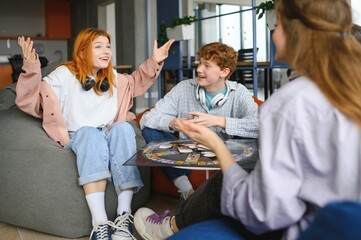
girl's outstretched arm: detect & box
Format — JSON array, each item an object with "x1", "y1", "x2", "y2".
[{"x1": 175, "y1": 118, "x2": 236, "y2": 172}]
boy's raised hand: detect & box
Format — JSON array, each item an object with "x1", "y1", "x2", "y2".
[
  {"x1": 153, "y1": 39, "x2": 175, "y2": 63},
  {"x1": 187, "y1": 111, "x2": 226, "y2": 128}
]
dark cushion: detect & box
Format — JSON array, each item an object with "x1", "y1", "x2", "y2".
[
  {"x1": 299, "y1": 201, "x2": 361, "y2": 240},
  {"x1": 168, "y1": 218, "x2": 246, "y2": 240},
  {"x1": 0, "y1": 83, "x2": 16, "y2": 110}
]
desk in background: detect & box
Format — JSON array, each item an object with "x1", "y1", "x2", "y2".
[
  {"x1": 114, "y1": 65, "x2": 132, "y2": 74},
  {"x1": 160, "y1": 61, "x2": 280, "y2": 100},
  {"x1": 191, "y1": 61, "x2": 270, "y2": 67},
  {"x1": 0, "y1": 64, "x2": 13, "y2": 89},
  {"x1": 234, "y1": 61, "x2": 273, "y2": 99}
]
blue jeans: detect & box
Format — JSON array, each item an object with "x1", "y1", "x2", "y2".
[
  {"x1": 67, "y1": 121, "x2": 143, "y2": 195},
  {"x1": 142, "y1": 127, "x2": 191, "y2": 181}
]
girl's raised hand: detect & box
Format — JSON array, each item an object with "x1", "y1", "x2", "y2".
[
  {"x1": 18, "y1": 36, "x2": 37, "y2": 62},
  {"x1": 153, "y1": 39, "x2": 175, "y2": 63}
]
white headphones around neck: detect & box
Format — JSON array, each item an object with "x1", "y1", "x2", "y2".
[{"x1": 195, "y1": 81, "x2": 231, "y2": 108}]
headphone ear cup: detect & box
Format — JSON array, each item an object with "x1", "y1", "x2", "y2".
[
  {"x1": 195, "y1": 85, "x2": 200, "y2": 100},
  {"x1": 210, "y1": 93, "x2": 224, "y2": 107},
  {"x1": 215, "y1": 82, "x2": 231, "y2": 107},
  {"x1": 196, "y1": 83, "x2": 230, "y2": 107},
  {"x1": 83, "y1": 78, "x2": 95, "y2": 91},
  {"x1": 98, "y1": 78, "x2": 109, "y2": 92},
  {"x1": 197, "y1": 87, "x2": 206, "y2": 105}
]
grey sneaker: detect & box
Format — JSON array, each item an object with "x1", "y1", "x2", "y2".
[
  {"x1": 134, "y1": 208, "x2": 174, "y2": 240},
  {"x1": 90, "y1": 221, "x2": 112, "y2": 240},
  {"x1": 178, "y1": 189, "x2": 194, "y2": 201},
  {"x1": 111, "y1": 212, "x2": 136, "y2": 240}
]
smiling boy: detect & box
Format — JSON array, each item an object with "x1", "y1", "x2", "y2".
[{"x1": 140, "y1": 42, "x2": 259, "y2": 198}]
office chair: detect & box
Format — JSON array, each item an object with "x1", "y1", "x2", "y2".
[
  {"x1": 8, "y1": 55, "x2": 24, "y2": 83},
  {"x1": 8, "y1": 55, "x2": 49, "y2": 82}
]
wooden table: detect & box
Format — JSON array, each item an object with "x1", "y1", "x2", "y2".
[
  {"x1": 191, "y1": 61, "x2": 270, "y2": 67},
  {"x1": 114, "y1": 65, "x2": 132, "y2": 74},
  {"x1": 0, "y1": 65, "x2": 13, "y2": 89},
  {"x1": 164, "y1": 61, "x2": 274, "y2": 99}
]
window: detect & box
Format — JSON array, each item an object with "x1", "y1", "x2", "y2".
[
  {"x1": 193, "y1": 2, "x2": 267, "y2": 61},
  {"x1": 352, "y1": 0, "x2": 361, "y2": 25}
]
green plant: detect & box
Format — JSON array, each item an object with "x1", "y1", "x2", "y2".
[
  {"x1": 158, "y1": 16, "x2": 196, "y2": 45},
  {"x1": 170, "y1": 16, "x2": 195, "y2": 28},
  {"x1": 256, "y1": 0, "x2": 275, "y2": 19},
  {"x1": 158, "y1": 22, "x2": 169, "y2": 46}
]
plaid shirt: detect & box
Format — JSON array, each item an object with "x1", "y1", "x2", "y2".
[{"x1": 140, "y1": 78, "x2": 259, "y2": 139}]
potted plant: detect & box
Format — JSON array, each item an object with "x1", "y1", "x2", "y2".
[
  {"x1": 158, "y1": 16, "x2": 196, "y2": 44},
  {"x1": 256, "y1": 0, "x2": 276, "y2": 30}
]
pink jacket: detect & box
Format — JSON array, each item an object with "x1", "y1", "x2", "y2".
[{"x1": 16, "y1": 56, "x2": 163, "y2": 146}]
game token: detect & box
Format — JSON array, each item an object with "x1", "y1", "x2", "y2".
[
  {"x1": 159, "y1": 144, "x2": 172, "y2": 149},
  {"x1": 202, "y1": 151, "x2": 216, "y2": 158},
  {"x1": 178, "y1": 147, "x2": 193, "y2": 153},
  {"x1": 182, "y1": 143, "x2": 197, "y2": 149},
  {"x1": 184, "y1": 153, "x2": 200, "y2": 165},
  {"x1": 197, "y1": 144, "x2": 210, "y2": 150}
]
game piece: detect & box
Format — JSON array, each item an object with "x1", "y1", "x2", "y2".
[
  {"x1": 202, "y1": 151, "x2": 216, "y2": 158},
  {"x1": 159, "y1": 144, "x2": 172, "y2": 149},
  {"x1": 197, "y1": 144, "x2": 211, "y2": 150},
  {"x1": 184, "y1": 153, "x2": 200, "y2": 165},
  {"x1": 178, "y1": 147, "x2": 193, "y2": 153},
  {"x1": 182, "y1": 143, "x2": 197, "y2": 149}
]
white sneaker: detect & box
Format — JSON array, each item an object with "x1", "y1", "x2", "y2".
[
  {"x1": 89, "y1": 221, "x2": 113, "y2": 240},
  {"x1": 111, "y1": 212, "x2": 136, "y2": 240},
  {"x1": 134, "y1": 208, "x2": 174, "y2": 240}
]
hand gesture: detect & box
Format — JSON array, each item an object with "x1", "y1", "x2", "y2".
[
  {"x1": 175, "y1": 118, "x2": 220, "y2": 150},
  {"x1": 169, "y1": 117, "x2": 187, "y2": 131},
  {"x1": 187, "y1": 111, "x2": 226, "y2": 128},
  {"x1": 153, "y1": 39, "x2": 175, "y2": 63},
  {"x1": 18, "y1": 36, "x2": 37, "y2": 62},
  {"x1": 176, "y1": 118, "x2": 236, "y2": 171}
]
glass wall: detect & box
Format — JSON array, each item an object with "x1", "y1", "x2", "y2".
[
  {"x1": 352, "y1": 0, "x2": 361, "y2": 25},
  {"x1": 191, "y1": 2, "x2": 281, "y2": 99},
  {"x1": 193, "y1": 2, "x2": 267, "y2": 61}
]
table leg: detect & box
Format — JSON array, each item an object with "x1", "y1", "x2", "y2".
[
  {"x1": 270, "y1": 69, "x2": 274, "y2": 95},
  {"x1": 264, "y1": 69, "x2": 269, "y2": 100}
]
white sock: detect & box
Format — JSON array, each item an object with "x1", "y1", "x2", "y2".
[
  {"x1": 85, "y1": 192, "x2": 108, "y2": 227},
  {"x1": 173, "y1": 175, "x2": 193, "y2": 192},
  {"x1": 117, "y1": 190, "x2": 133, "y2": 215}
]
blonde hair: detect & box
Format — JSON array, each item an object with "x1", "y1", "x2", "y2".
[
  {"x1": 277, "y1": 0, "x2": 361, "y2": 129},
  {"x1": 63, "y1": 28, "x2": 115, "y2": 95},
  {"x1": 197, "y1": 42, "x2": 237, "y2": 79}
]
